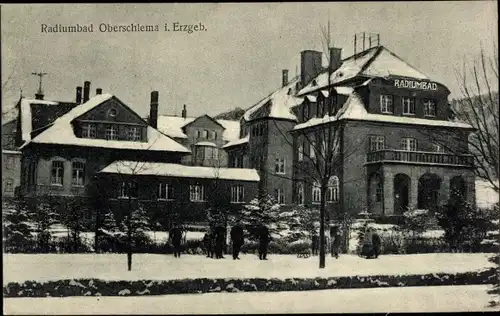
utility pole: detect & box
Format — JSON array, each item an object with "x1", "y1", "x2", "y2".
[{"x1": 31, "y1": 72, "x2": 47, "y2": 99}]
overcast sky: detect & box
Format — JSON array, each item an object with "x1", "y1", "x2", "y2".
[{"x1": 1, "y1": 2, "x2": 497, "y2": 119}]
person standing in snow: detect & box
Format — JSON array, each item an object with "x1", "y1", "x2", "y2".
[
  {"x1": 214, "y1": 224, "x2": 226, "y2": 259},
  {"x1": 230, "y1": 221, "x2": 245, "y2": 260},
  {"x1": 371, "y1": 230, "x2": 381, "y2": 259},
  {"x1": 169, "y1": 222, "x2": 183, "y2": 258},
  {"x1": 331, "y1": 228, "x2": 342, "y2": 259},
  {"x1": 311, "y1": 232, "x2": 319, "y2": 256},
  {"x1": 257, "y1": 224, "x2": 271, "y2": 260},
  {"x1": 203, "y1": 230, "x2": 213, "y2": 258}
]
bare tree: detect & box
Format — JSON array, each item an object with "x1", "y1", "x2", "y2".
[
  {"x1": 421, "y1": 43, "x2": 499, "y2": 193},
  {"x1": 453, "y1": 44, "x2": 499, "y2": 192}
]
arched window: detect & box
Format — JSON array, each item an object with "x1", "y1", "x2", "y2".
[
  {"x1": 312, "y1": 181, "x2": 321, "y2": 204},
  {"x1": 297, "y1": 182, "x2": 304, "y2": 205},
  {"x1": 327, "y1": 176, "x2": 339, "y2": 202}
]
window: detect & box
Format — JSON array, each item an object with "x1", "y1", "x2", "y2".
[
  {"x1": 4, "y1": 179, "x2": 13, "y2": 193},
  {"x1": 275, "y1": 188, "x2": 285, "y2": 205},
  {"x1": 310, "y1": 141, "x2": 316, "y2": 160},
  {"x1": 400, "y1": 138, "x2": 418, "y2": 151},
  {"x1": 158, "y1": 183, "x2": 174, "y2": 200},
  {"x1": 82, "y1": 123, "x2": 97, "y2": 138},
  {"x1": 275, "y1": 157, "x2": 285, "y2": 174},
  {"x1": 127, "y1": 126, "x2": 141, "y2": 141},
  {"x1": 432, "y1": 143, "x2": 445, "y2": 153},
  {"x1": 108, "y1": 108, "x2": 117, "y2": 117},
  {"x1": 119, "y1": 182, "x2": 138, "y2": 199},
  {"x1": 376, "y1": 180, "x2": 383, "y2": 202},
  {"x1": 231, "y1": 185, "x2": 245, "y2": 203},
  {"x1": 190, "y1": 184, "x2": 205, "y2": 202},
  {"x1": 212, "y1": 131, "x2": 217, "y2": 140},
  {"x1": 380, "y1": 95, "x2": 393, "y2": 113},
  {"x1": 5, "y1": 156, "x2": 15, "y2": 169},
  {"x1": 369, "y1": 136, "x2": 385, "y2": 151},
  {"x1": 196, "y1": 130, "x2": 201, "y2": 138},
  {"x1": 312, "y1": 182, "x2": 321, "y2": 204},
  {"x1": 327, "y1": 176, "x2": 339, "y2": 202},
  {"x1": 51, "y1": 160, "x2": 64, "y2": 185},
  {"x1": 71, "y1": 161, "x2": 85, "y2": 186},
  {"x1": 402, "y1": 97, "x2": 416, "y2": 115},
  {"x1": 303, "y1": 103, "x2": 309, "y2": 120},
  {"x1": 234, "y1": 155, "x2": 244, "y2": 168},
  {"x1": 105, "y1": 125, "x2": 118, "y2": 140},
  {"x1": 211, "y1": 147, "x2": 219, "y2": 159},
  {"x1": 297, "y1": 182, "x2": 304, "y2": 205},
  {"x1": 298, "y1": 142, "x2": 304, "y2": 161},
  {"x1": 202, "y1": 130, "x2": 208, "y2": 139},
  {"x1": 424, "y1": 100, "x2": 437, "y2": 117}
]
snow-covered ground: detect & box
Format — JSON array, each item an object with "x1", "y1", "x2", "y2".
[
  {"x1": 476, "y1": 179, "x2": 499, "y2": 209},
  {"x1": 3, "y1": 285, "x2": 497, "y2": 314},
  {"x1": 3, "y1": 253, "x2": 494, "y2": 284}
]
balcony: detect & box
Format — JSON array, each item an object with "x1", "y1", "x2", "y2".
[{"x1": 366, "y1": 149, "x2": 474, "y2": 167}]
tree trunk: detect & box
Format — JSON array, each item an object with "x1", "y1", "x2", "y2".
[
  {"x1": 319, "y1": 183, "x2": 327, "y2": 268},
  {"x1": 127, "y1": 197, "x2": 132, "y2": 271}
]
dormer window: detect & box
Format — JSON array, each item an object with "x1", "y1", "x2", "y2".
[
  {"x1": 82, "y1": 123, "x2": 96, "y2": 138},
  {"x1": 424, "y1": 100, "x2": 437, "y2": 117},
  {"x1": 287, "y1": 88, "x2": 292, "y2": 95},
  {"x1": 312, "y1": 80, "x2": 317, "y2": 86},
  {"x1": 105, "y1": 125, "x2": 118, "y2": 140},
  {"x1": 402, "y1": 97, "x2": 416, "y2": 115},
  {"x1": 202, "y1": 130, "x2": 208, "y2": 139},
  {"x1": 212, "y1": 131, "x2": 217, "y2": 140},
  {"x1": 127, "y1": 126, "x2": 141, "y2": 141},
  {"x1": 380, "y1": 95, "x2": 393, "y2": 114}
]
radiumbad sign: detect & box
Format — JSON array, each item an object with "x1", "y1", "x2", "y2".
[{"x1": 394, "y1": 79, "x2": 438, "y2": 91}]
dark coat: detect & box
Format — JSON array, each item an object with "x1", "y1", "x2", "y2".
[
  {"x1": 169, "y1": 227, "x2": 182, "y2": 244},
  {"x1": 372, "y1": 233, "x2": 381, "y2": 248},
  {"x1": 230, "y1": 225, "x2": 244, "y2": 245},
  {"x1": 215, "y1": 226, "x2": 226, "y2": 242},
  {"x1": 258, "y1": 225, "x2": 271, "y2": 244}
]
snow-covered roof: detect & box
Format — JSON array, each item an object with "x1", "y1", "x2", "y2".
[
  {"x1": 22, "y1": 94, "x2": 190, "y2": 153},
  {"x1": 293, "y1": 92, "x2": 474, "y2": 131},
  {"x1": 222, "y1": 134, "x2": 250, "y2": 149},
  {"x1": 216, "y1": 119, "x2": 241, "y2": 141},
  {"x1": 156, "y1": 116, "x2": 240, "y2": 141},
  {"x1": 100, "y1": 160, "x2": 260, "y2": 182},
  {"x1": 298, "y1": 46, "x2": 429, "y2": 96},
  {"x1": 243, "y1": 77, "x2": 304, "y2": 122},
  {"x1": 195, "y1": 141, "x2": 217, "y2": 147},
  {"x1": 20, "y1": 98, "x2": 59, "y2": 142}
]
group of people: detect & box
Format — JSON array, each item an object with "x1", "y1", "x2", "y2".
[
  {"x1": 311, "y1": 226, "x2": 343, "y2": 258},
  {"x1": 202, "y1": 222, "x2": 272, "y2": 260},
  {"x1": 361, "y1": 227, "x2": 382, "y2": 259}
]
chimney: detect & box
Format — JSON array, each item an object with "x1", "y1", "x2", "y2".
[
  {"x1": 300, "y1": 50, "x2": 323, "y2": 87},
  {"x1": 149, "y1": 91, "x2": 159, "y2": 129},
  {"x1": 182, "y1": 104, "x2": 187, "y2": 118},
  {"x1": 329, "y1": 47, "x2": 342, "y2": 73},
  {"x1": 35, "y1": 92, "x2": 44, "y2": 100},
  {"x1": 76, "y1": 86, "x2": 82, "y2": 104},
  {"x1": 96, "y1": 88, "x2": 102, "y2": 95},
  {"x1": 83, "y1": 81, "x2": 91, "y2": 102},
  {"x1": 282, "y1": 69, "x2": 289, "y2": 87}
]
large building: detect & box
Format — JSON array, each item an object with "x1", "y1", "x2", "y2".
[
  {"x1": 224, "y1": 45, "x2": 476, "y2": 220},
  {"x1": 3, "y1": 44, "x2": 477, "y2": 224},
  {"x1": 6, "y1": 82, "x2": 258, "y2": 226}
]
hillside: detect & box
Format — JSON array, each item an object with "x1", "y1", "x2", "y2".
[{"x1": 214, "y1": 107, "x2": 245, "y2": 121}]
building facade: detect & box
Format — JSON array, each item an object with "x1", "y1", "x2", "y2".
[
  {"x1": 224, "y1": 45, "x2": 476, "y2": 220},
  {"x1": 8, "y1": 82, "x2": 258, "y2": 225}
]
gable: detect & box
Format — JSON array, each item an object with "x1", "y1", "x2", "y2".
[
  {"x1": 31, "y1": 102, "x2": 77, "y2": 131},
  {"x1": 75, "y1": 97, "x2": 147, "y2": 126},
  {"x1": 183, "y1": 115, "x2": 225, "y2": 130}
]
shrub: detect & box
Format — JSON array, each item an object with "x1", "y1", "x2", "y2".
[{"x1": 288, "y1": 241, "x2": 311, "y2": 254}]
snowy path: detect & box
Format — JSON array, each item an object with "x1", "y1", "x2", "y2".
[
  {"x1": 3, "y1": 285, "x2": 497, "y2": 314},
  {"x1": 3, "y1": 253, "x2": 494, "y2": 284}
]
